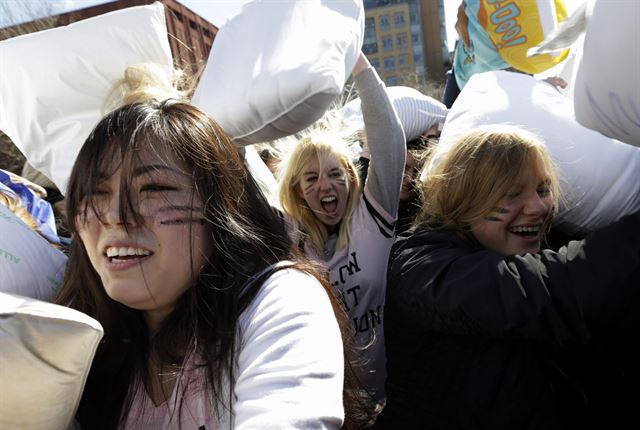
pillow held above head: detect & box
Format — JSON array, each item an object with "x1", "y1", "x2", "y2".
[
  {"x1": 0, "y1": 2, "x2": 173, "y2": 194},
  {"x1": 0, "y1": 292, "x2": 103, "y2": 430},
  {"x1": 342, "y1": 86, "x2": 448, "y2": 142},
  {"x1": 192, "y1": 0, "x2": 364, "y2": 146},
  {"x1": 573, "y1": 0, "x2": 640, "y2": 147},
  {"x1": 436, "y1": 70, "x2": 640, "y2": 236}
]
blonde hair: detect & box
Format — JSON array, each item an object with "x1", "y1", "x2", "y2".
[
  {"x1": 103, "y1": 63, "x2": 193, "y2": 113},
  {"x1": 416, "y1": 125, "x2": 561, "y2": 231},
  {"x1": 279, "y1": 133, "x2": 361, "y2": 255}
]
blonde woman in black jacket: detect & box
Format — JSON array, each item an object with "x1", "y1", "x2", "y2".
[{"x1": 375, "y1": 125, "x2": 640, "y2": 430}]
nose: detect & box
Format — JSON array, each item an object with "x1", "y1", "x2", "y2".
[
  {"x1": 102, "y1": 194, "x2": 135, "y2": 228},
  {"x1": 318, "y1": 174, "x2": 332, "y2": 191},
  {"x1": 522, "y1": 192, "x2": 549, "y2": 217}
]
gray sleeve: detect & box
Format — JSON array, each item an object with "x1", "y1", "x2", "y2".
[{"x1": 354, "y1": 67, "x2": 406, "y2": 217}]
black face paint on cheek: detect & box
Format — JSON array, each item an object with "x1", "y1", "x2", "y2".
[
  {"x1": 153, "y1": 205, "x2": 205, "y2": 226},
  {"x1": 302, "y1": 182, "x2": 315, "y2": 195},
  {"x1": 483, "y1": 207, "x2": 510, "y2": 222}
]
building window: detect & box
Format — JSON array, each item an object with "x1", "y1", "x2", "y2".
[
  {"x1": 382, "y1": 35, "x2": 393, "y2": 52},
  {"x1": 379, "y1": 15, "x2": 391, "y2": 32},
  {"x1": 412, "y1": 33, "x2": 420, "y2": 44},
  {"x1": 398, "y1": 53, "x2": 410, "y2": 68},
  {"x1": 384, "y1": 56, "x2": 396, "y2": 71},
  {"x1": 394, "y1": 12, "x2": 406, "y2": 28},
  {"x1": 370, "y1": 58, "x2": 381, "y2": 73},
  {"x1": 363, "y1": 17, "x2": 378, "y2": 54},
  {"x1": 387, "y1": 76, "x2": 398, "y2": 86},
  {"x1": 396, "y1": 32, "x2": 408, "y2": 49}
]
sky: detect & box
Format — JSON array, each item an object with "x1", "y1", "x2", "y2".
[{"x1": 1, "y1": 0, "x2": 586, "y2": 51}]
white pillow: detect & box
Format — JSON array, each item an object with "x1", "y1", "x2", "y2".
[
  {"x1": 192, "y1": 0, "x2": 364, "y2": 146},
  {"x1": 573, "y1": 0, "x2": 640, "y2": 147},
  {"x1": 0, "y1": 2, "x2": 173, "y2": 194},
  {"x1": 437, "y1": 71, "x2": 640, "y2": 236},
  {"x1": 342, "y1": 86, "x2": 448, "y2": 141},
  {"x1": 0, "y1": 292, "x2": 103, "y2": 430},
  {"x1": 0, "y1": 204, "x2": 67, "y2": 302}
]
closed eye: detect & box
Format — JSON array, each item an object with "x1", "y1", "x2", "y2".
[
  {"x1": 139, "y1": 183, "x2": 178, "y2": 193},
  {"x1": 537, "y1": 185, "x2": 551, "y2": 197}
]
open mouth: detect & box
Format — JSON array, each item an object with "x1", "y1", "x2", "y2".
[
  {"x1": 105, "y1": 246, "x2": 152, "y2": 264},
  {"x1": 508, "y1": 225, "x2": 541, "y2": 238},
  {"x1": 320, "y1": 196, "x2": 338, "y2": 215}
]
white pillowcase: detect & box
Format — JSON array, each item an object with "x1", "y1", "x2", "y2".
[
  {"x1": 0, "y1": 292, "x2": 103, "y2": 430},
  {"x1": 0, "y1": 3, "x2": 173, "y2": 194},
  {"x1": 0, "y1": 204, "x2": 67, "y2": 302},
  {"x1": 343, "y1": 86, "x2": 448, "y2": 141},
  {"x1": 437, "y1": 71, "x2": 640, "y2": 235},
  {"x1": 573, "y1": 0, "x2": 640, "y2": 147},
  {"x1": 192, "y1": 0, "x2": 364, "y2": 146}
]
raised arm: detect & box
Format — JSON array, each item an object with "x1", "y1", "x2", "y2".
[
  {"x1": 387, "y1": 211, "x2": 640, "y2": 343},
  {"x1": 352, "y1": 53, "x2": 406, "y2": 218}
]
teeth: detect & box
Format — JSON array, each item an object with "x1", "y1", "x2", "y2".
[
  {"x1": 509, "y1": 225, "x2": 540, "y2": 233},
  {"x1": 321, "y1": 196, "x2": 337, "y2": 203},
  {"x1": 106, "y1": 247, "x2": 151, "y2": 257}
]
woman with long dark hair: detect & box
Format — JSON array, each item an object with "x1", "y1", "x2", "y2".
[{"x1": 55, "y1": 66, "x2": 364, "y2": 429}]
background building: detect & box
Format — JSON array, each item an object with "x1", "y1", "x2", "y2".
[{"x1": 363, "y1": 0, "x2": 448, "y2": 85}]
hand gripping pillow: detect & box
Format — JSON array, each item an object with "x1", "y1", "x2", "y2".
[
  {"x1": 0, "y1": 204, "x2": 67, "y2": 302},
  {"x1": 437, "y1": 71, "x2": 640, "y2": 236},
  {"x1": 573, "y1": 0, "x2": 640, "y2": 147},
  {"x1": 192, "y1": 0, "x2": 364, "y2": 146},
  {"x1": 0, "y1": 292, "x2": 103, "y2": 430},
  {"x1": 0, "y1": 2, "x2": 173, "y2": 194},
  {"x1": 342, "y1": 86, "x2": 448, "y2": 141}
]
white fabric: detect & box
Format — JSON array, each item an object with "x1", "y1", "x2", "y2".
[
  {"x1": 302, "y1": 189, "x2": 395, "y2": 402},
  {"x1": 573, "y1": 0, "x2": 640, "y2": 147},
  {"x1": 343, "y1": 86, "x2": 448, "y2": 141},
  {"x1": 437, "y1": 71, "x2": 640, "y2": 235},
  {"x1": 0, "y1": 2, "x2": 173, "y2": 194},
  {"x1": 0, "y1": 204, "x2": 67, "y2": 302},
  {"x1": 0, "y1": 292, "x2": 103, "y2": 430},
  {"x1": 192, "y1": 0, "x2": 364, "y2": 146},
  {"x1": 220, "y1": 268, "x2": 344, "y2": 429}
]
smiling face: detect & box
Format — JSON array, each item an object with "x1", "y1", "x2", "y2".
[
  {"x1": 76, "y1": 148, "x2": 208, "y2": 329},
  {"x1": 471, "y1": 158, "x2": 553, "y2": 256},
  {"x1": 297, "y1": 153, "x2": 350, "y2": 232}
]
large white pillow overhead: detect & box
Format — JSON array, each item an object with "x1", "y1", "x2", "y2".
[
  {"x1": 342, "y1": 86, "x2": 448, "y2": 141},
  {"x1": 573, "y1": 0, "x2": 640, "y2": 147},
  {"x1": 0, "y1": 2, "x2": 173, "y2": 194},
  {"x1": 0, "y1": 204, "x2": 67, "y2": 302},
  {"x1": 193, "y1": 0, "x2": 364, "y2": 146},
  {"x1": 0, "y1": 292, "x2": 103, "y2": 430},
  {"x1": 437, "y1": 71, "x2": 640, "y2": 236}
]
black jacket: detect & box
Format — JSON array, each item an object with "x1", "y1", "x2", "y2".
[{"x1": 375, "y1": 211, "x2": 640, "y2": 430}]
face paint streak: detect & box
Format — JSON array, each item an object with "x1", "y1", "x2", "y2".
[
  {"x1": 496, "y1": 207, "x2": 510, "y2": 214},
  {"x1": 154, "y1": 205, "x2": 203, "y2": 225},
  {"x1": 483, "y1": 216, "x2": 502, "y2": 222},
  {"x1": 159, "y1": 218, "x2": 206, "y2": 225}
]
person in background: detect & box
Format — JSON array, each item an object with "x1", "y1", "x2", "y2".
[
  {"x1": 55, "y1": 64, "x2": 369, "y2": 430},
  {"x1": 376, "y1": 125, "x2": 640, "y2": 429},
  {"x1": 278, "y1": 52, "x2": 405, "y2": 408}
]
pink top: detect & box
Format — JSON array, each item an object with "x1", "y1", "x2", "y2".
[{"x1": 120, "y1": 354, "x2": 216, "y2": 430}]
